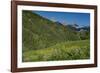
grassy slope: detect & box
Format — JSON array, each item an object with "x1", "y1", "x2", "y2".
[
  {"x1": 22, "y1": 11, "x2": 90, "y2": 62},
  {"x1": 22, "y1": 11, "x2": 80, "y2": 51},
  {"x1": 23, "y1": 40, "x2": 90, "y2": 62}
]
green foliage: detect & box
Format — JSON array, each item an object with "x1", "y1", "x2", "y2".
[
  {"x1": 22, "y1": 10, "x2": 81, "y2": 51},
  {"x1": 22, "y1": 10, "x2": 90, "y2": 62},
  {"x1": 22, "y1": 40, "x2": 90, "y2": 62},
  {"x1": 79, "y1": 30, "x2": 90, "y2": 40}
]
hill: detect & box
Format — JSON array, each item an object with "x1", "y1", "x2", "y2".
[
  {"x1": 22, "y1": 10, "x2": 81, "y2": 51},
  {"x1": 22, "y1": 10, "x2": 90, "y2": 62}
]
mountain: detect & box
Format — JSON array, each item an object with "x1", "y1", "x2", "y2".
[
  {"x1": 54, "y1": 21, "x2": 63, "y2": 25},
  {"x1": 22, "y1": 11, "x2": 81, "y2": 51},
  {"x1": 77, "y1": 26, "x2": 90, "y2": 31}
]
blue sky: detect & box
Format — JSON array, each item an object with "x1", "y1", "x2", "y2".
[{"x1": 33, "y1": 11, "x2": 90, "y2": 27}]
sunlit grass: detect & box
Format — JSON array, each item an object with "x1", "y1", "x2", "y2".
[{"x1": 22, "y1": 40, "x2": 90, "y2": 62}]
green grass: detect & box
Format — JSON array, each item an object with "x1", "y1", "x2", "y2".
[{"x1": 22, "y1": 40, "x2": 90, "y2": 62}]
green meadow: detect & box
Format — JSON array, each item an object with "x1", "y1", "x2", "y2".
[{"x1": 23, "y1": 40, "x2": 90, "y2": 62}]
